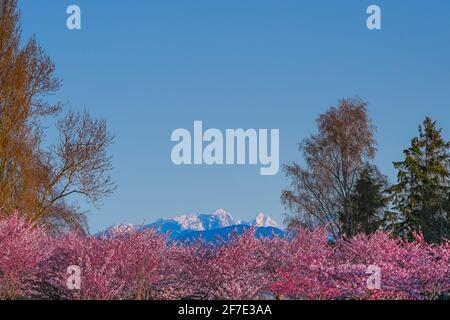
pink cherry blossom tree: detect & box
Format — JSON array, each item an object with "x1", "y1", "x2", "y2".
[
  {"x1": 176, "y1": 228, "x2": 282, "y2": 300},
  {"x1": 0, "y1": 212, "x2": 53, "y2": 299},
  {"x1": 0, "y1": 213, "x2": 448, "y2": 300}
]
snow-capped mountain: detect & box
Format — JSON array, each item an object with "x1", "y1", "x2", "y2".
[
  {"x1": 149, "y1": 209, "x2": 235, "y2": 233},
  {"x1": 147, "y1": 209, "x2": 282, "y2": 235},
  {"x1": 98, "y1": 210, "x2": 284, "y2": 243},
  {"x1": 251, "y1": 213, "x2": 280, "y2": 228}
]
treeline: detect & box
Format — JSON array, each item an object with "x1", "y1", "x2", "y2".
[{"x1": 282, "y1": 99, "x2": 449, "y2": 244}]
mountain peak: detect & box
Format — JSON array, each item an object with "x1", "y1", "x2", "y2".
[
  {"x1": 211, "y1": 209, "x2": 232, "y2": 218},
  {"x1": 198, "y1": 209, "x2": 235, "y2": 230},
  {"x1": 251, "y1": 213, "x2": 280, "y2": 228}
]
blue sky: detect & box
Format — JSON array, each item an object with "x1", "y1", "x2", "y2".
[{"x1": 18, "y1": 1, "x2": 450, "y2": 232}]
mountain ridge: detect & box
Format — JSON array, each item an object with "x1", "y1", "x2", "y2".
[
  {"x1": 144, "y1": 209, "x2": 284, "y2": 242},
  {"x1": 148, "y1": 209, "x2": 282, "y2": 233},
  {"x1": 99, "y1": 210, "x2": 284, "y2": 242}
]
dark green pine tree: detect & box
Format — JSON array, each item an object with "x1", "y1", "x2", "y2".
[
  {"x1": 342, "y1": 166, "x2": 388, "y2": 237},
  {"x1": 389, "y1": 117, "x2": 450, "y2": 243}
]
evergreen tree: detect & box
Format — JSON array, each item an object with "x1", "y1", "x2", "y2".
[
  {"x1": 342, "y1": 166, "x2": 388, "y2": 237},
  {"x1": 389, "y1": 117, "x2": 450, "y2": 243}
]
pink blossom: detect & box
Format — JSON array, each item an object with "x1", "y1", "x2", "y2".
[
  {"x1": 0, "y1": 214, "x2": 448, "y2": 300},
  {"x1": 0, "y1": 213, "x2": 53, "y2": 299}
]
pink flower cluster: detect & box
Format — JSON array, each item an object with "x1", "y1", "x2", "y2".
[{"x1": 0, "y1": 214, "x2": 448, "y2": 300}]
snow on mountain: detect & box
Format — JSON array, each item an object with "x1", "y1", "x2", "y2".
[
  {"x1": 149, "y1": 209, "x2": 236, "y2": 233},
  {"x1": 250, "y1": 213, "x2": 280, "y2": 228},
  {"x1": 96, "y1": 210, "x2": 284, "y2": 243},
  {"x1": 147, "y1": 209, "x2": 281, "y2": 235}
]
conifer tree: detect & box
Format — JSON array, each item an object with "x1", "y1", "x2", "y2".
[
  {"x1": 389, "y1": 117, "x2": 449, "y2": 243},
  {"x1": 342, "y1": 166, "x2": 388, "y2": 237}
]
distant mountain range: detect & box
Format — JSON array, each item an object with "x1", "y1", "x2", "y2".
[
  {"x1": 144, "y1": 209, "x2": 284, "y2": 243},
  {"x1": 99, "y1": 209, "x2": 284, "y2": 243}
]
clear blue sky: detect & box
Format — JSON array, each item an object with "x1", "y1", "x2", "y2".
[{"x1": 18, "y1": 0, "x2": 450, "y2": 232}]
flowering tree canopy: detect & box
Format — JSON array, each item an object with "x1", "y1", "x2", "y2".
[{"x1": 0, "y1": 214, "x2": 448, "y2": 300}]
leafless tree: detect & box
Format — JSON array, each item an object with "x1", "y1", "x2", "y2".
[
  {"x1": 282, "y1": 98, "x2": 377, "y2": 238},
  {"x1": 0, "y1": 0, "x2": 115, "y2": 232}
]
